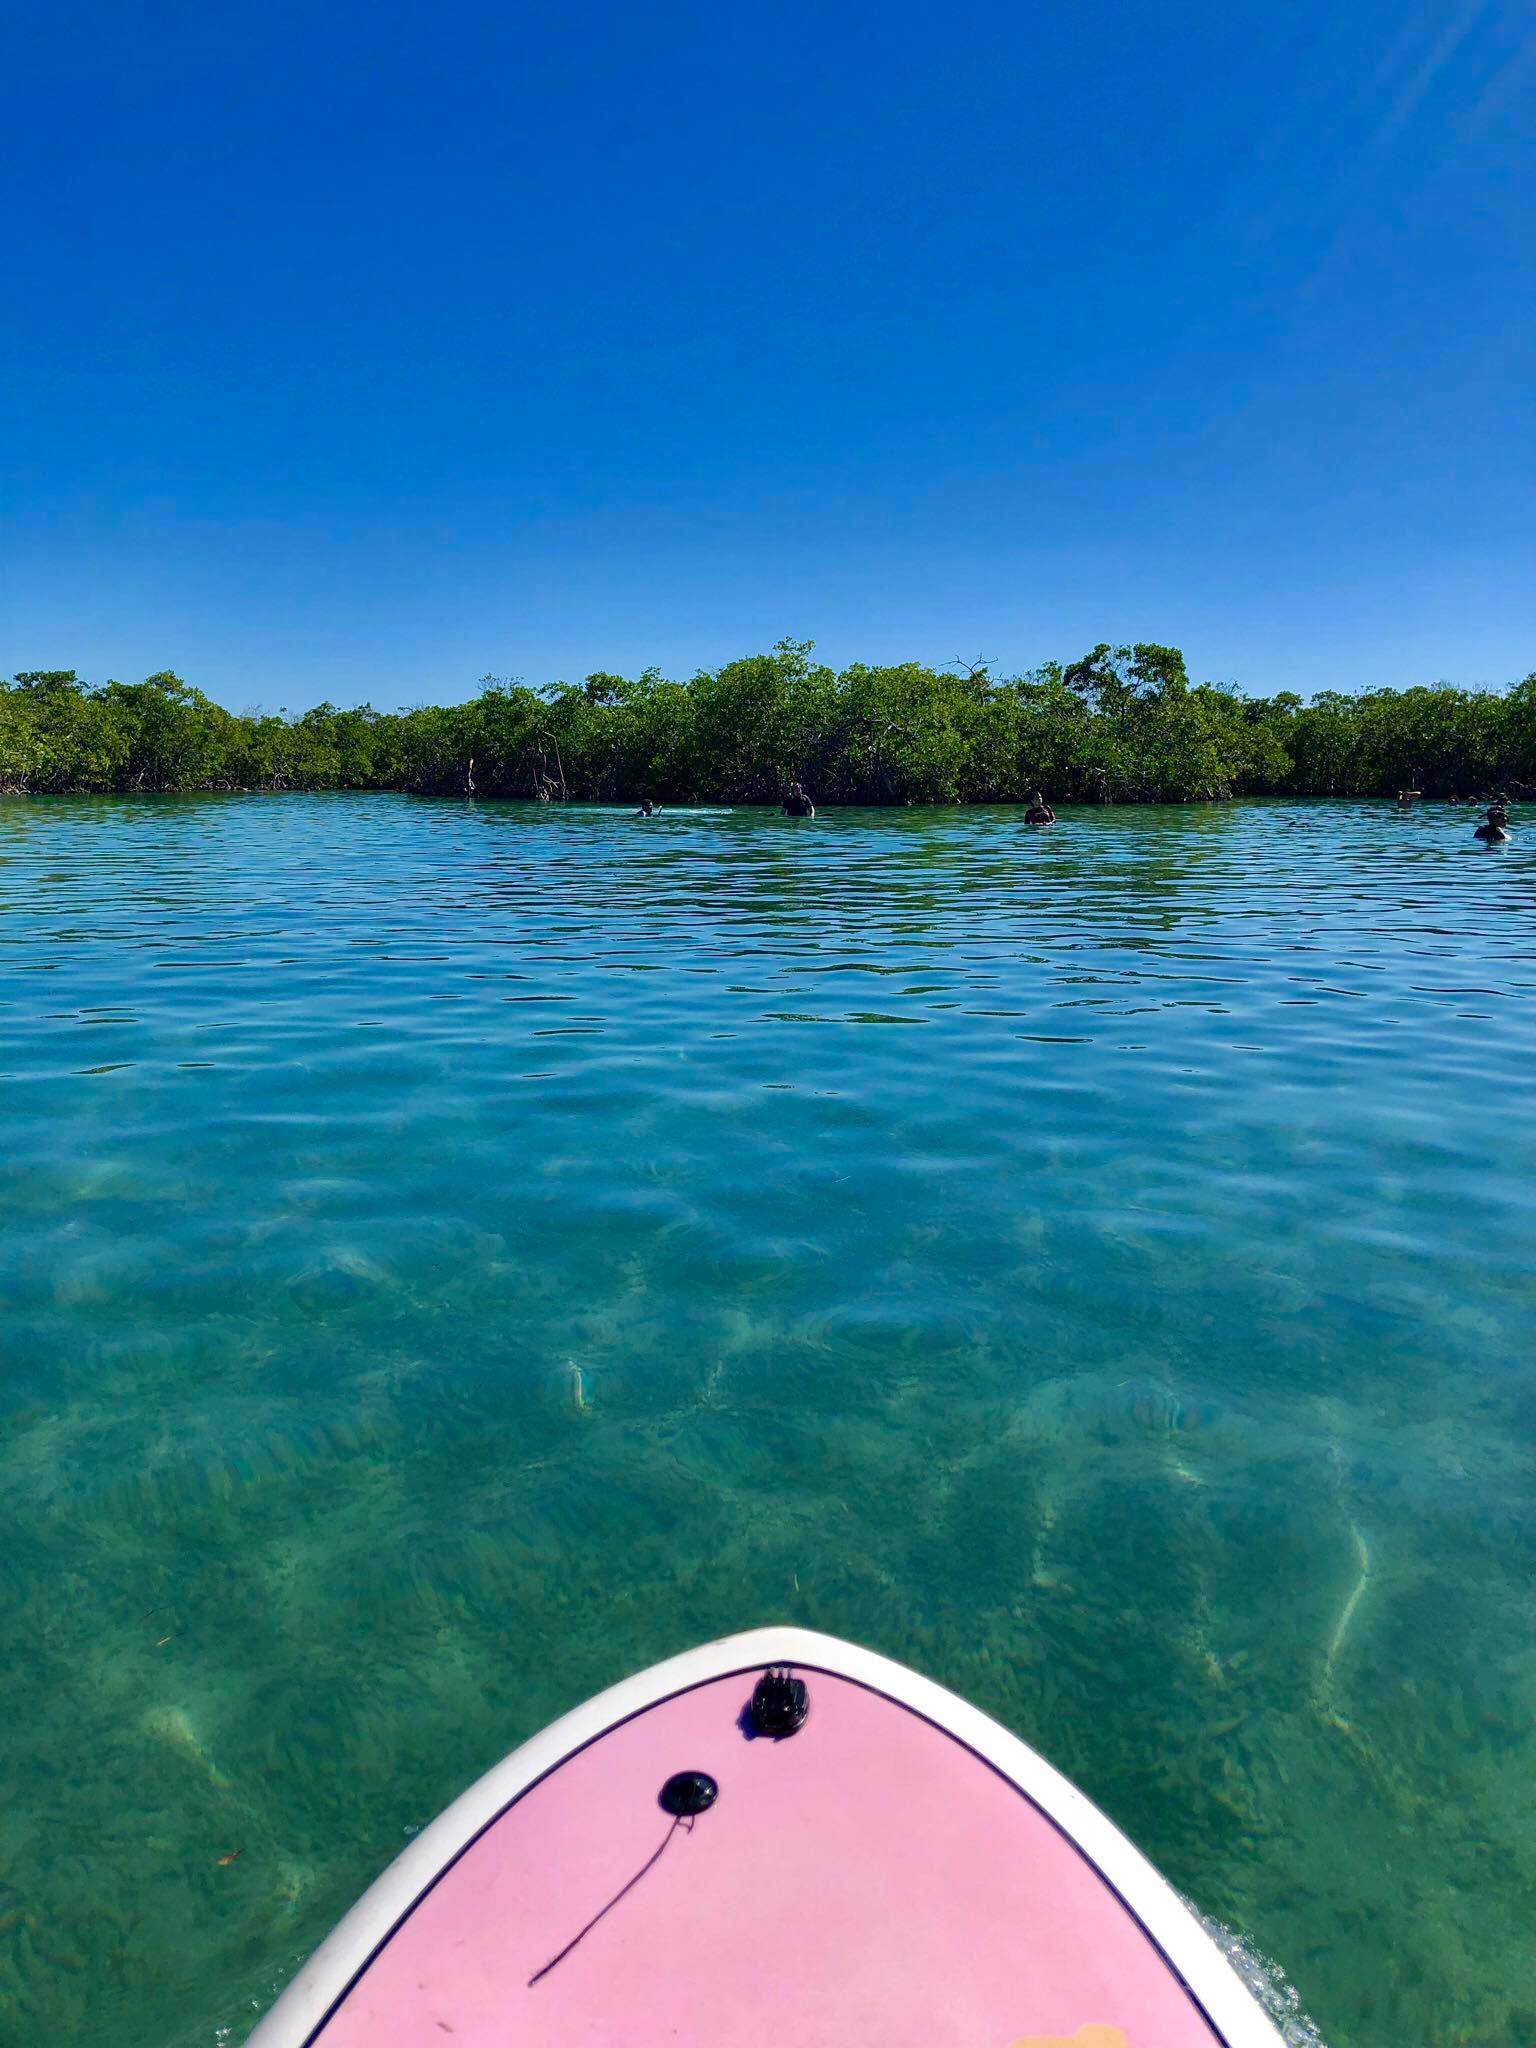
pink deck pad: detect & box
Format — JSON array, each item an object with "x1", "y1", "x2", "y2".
[{"x1": 314, "y1": 1668, "x2": 1224, "y2": 2047}]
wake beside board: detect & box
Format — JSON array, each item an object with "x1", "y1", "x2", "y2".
[{"x1": 247, "y1": 1626, "x2": 1284, "y2": 2047}]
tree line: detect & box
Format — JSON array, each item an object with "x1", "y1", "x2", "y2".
[{"x1": 3, "y1": 642, "x2": 1532, "y2": 805}]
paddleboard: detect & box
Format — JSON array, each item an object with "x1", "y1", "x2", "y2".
[{"x1": 247, "y1": 1626, "x2": 1285, "y2": 2047}]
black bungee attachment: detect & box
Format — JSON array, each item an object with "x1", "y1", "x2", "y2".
[
  {"x1": 748, "y1": 1666, "x2": 809, "y2": 1737},
  {"x1": 530, "y1": 1776, "x2": 715, "y2": 1985},
  {"x1": 659, "y1": 1769, "x2": 719, "y2": 1817}
]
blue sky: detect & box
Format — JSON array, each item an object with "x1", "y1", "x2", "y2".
[{"x1": 2, "y1": 0, "x2": 1531, "y2": 711}]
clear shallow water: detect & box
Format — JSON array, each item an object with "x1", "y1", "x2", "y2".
[{"x1": 2, "y1": 793, "x2": 1533, "y2": 2048}]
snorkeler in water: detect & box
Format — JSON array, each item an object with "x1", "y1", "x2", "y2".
[
  {"x1": 783, "y1": 782, "x2": 815, "y2": 817},
  {"x1": 1474, "y1": 806, "x2": 1510, "y2": 844},
  {"x1": 636, "y1": 798, "x2": 658, "y2": 816},
  {"x1": 1024, "y1": 791, "x2": 1056, "y2": 824}
]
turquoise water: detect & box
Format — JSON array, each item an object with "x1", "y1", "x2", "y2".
[{"x1": 2, "y1": 794, "x2": 1534, "y2": 2048}]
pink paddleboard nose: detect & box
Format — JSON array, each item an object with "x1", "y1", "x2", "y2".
[{"x1": 247, "y1": 1628, "x2": 1285, "y2": 2048}]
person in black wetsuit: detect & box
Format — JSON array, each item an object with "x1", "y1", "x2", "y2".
[
  {"x1": 783, "y1": 782, "x2": 815, "y2": 817},
  {"x1": 1474, "y1": 806, "x2": 1510, "y2": 844},
  {"x1": 636, "y1": 799, "x2": 656, "y2": 816},
  {"x1": 1024, "y1": 791, "x2": 1056, "y2": 824}
]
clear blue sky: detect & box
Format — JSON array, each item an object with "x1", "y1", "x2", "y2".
[{"x1": 3, "y1": 0, "x2": 1531, "y2": 711}]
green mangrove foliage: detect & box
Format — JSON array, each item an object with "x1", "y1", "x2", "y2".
[{"x1": 3, "y1": 646, "x2": 1533, "y2": 804}]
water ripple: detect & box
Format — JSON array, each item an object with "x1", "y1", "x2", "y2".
[{"x1": 1, "y1": 793, "x2": 1533, "y2": 2048}]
